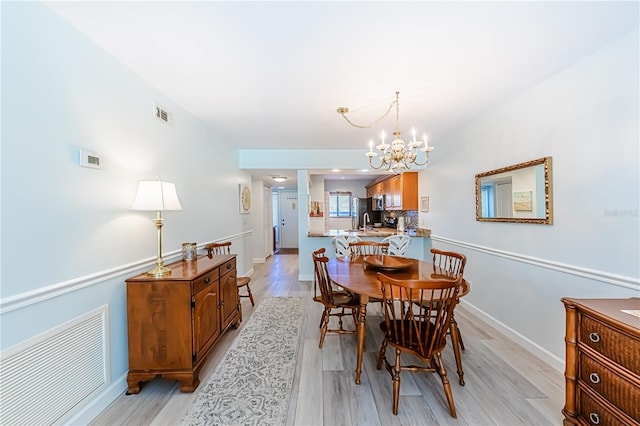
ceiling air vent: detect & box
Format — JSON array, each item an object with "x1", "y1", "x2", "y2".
[{"x1": 153, "y1": 103, "x2": 171, "y2": 124}]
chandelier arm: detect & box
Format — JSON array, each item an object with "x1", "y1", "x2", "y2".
[
  {"x1": 338, "y1": 99, "x2": 397, "y2": 129},
  {"x1": 413, "y1": 153, "x2": 430, "y2": 166},
  {"x1": 368, "y1": 156, "x2": 385, "y2": 170}
]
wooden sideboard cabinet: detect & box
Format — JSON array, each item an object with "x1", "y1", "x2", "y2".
[
  {"x1": 126, "y1": 254, "x2": 240, "y2": 394},
  {"x1": 561, "y1": 297, "x2": 640, "y2": 425}
]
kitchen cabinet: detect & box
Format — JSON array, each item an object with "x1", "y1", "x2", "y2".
[
  {"x1": 365, "y1": 172, "x2": 418, "y2": 211},
  {"x1": 367, "y1": 182, "x2": 384, "y2": 198},
  {"x1": 125, "y1": 254, "x2": 240, "y2": 394},
  {"x1": 561, "y1": 297, "x2": 640, "y2": 425}
]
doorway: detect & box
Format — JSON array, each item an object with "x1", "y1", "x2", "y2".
[
  {"x1": 279, "y1": 190, "x2": 299, "y2": 249},
  {"x1": 496, "y1": 182, "x2": 513, "y2": 218}
]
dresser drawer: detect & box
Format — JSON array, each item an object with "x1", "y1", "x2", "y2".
[
  {"x1": 578, "y1": 387, "x2": 637, "y2": 426},
  {"x1": 220, "y1": 257, "x2": 236, "y2": 276},
  {"x1": 580, "y1": 314, "x2": 640, "y2": 372},
  {"x1": 580, "y1": 352, "x2": 640, "y2": 420},
  {"x1": 192, "y1": 269, "x2": 220, "y2": 295}
]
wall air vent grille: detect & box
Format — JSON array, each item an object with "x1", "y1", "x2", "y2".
[
  {"x1": 0, "y1": 306, "x2": 109, "y2": 425},
  {"x1": 154, "y1": 103, "x2": 171, "y2": 124}
]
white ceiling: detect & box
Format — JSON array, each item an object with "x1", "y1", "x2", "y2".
[{"x1": 45, "y1": 1, "x2": 638, "y2": 190}]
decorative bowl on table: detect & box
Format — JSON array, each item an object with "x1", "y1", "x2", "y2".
[{"x1": 363, "y1": 255, "x2": 413, "y2": 271}]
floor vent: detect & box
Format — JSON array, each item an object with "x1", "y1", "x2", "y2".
[{"x1": 0, "y1": 307, "x2": 109, "y2": 425}]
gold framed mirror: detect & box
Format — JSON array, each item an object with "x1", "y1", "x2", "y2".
[{"x1": 475, "y1": 157, "x2": 553, "y2": 224}]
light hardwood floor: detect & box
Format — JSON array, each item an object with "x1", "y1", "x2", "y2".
[{"x1": 91, "y1": 253, "x2": 565, "y2": 426}]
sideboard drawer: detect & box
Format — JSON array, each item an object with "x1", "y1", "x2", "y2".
[
  {"x1": 192, "y1": 269, "x2": 220, "y2": 295},
  {"x1": 580, "y1": 352, "x2": 640, "y2": 419},
  {"x1": 578, "y1": 386, "x2": 636, "y2": 426},
  {"x1": 580, "y1": 314, "x2": 640, "y2": 371},
  {"x1": 221, "y1": 257, "x2": 236, "y2": 275}
]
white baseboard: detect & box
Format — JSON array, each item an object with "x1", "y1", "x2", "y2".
[
  {"x1": 252, "y1": 257, "x2": 267, "y2": 264},
  {"x1": 66, "y1": 374, "x2": 127, "y2": 426},
  {"x1": 459, "y1": 299, "x2": 565, "y2": 373}
]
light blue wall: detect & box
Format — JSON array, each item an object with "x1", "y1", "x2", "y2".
[
  {"x1": 1, "y1": 3, "x2": 253, "y2": 422},
  {"x1": 421, "y1": 27, "x2": 639, "y2": 367},
  {"x1": 324, "y1": 179, "x2": 371, "y2": 199}
]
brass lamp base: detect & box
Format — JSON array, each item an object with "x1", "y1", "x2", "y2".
[{"x1": 147, "y1": 262, "x2": 171, "y2": 278}]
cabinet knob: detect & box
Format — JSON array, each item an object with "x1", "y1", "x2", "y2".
[
  {"x1": 589, "y1": 413, "x2": 601, "y2": 425},
  {"x1": 227, "y1": 263, "x2": 231, "y2": 269},
  {"x1": 589, "y1": 373, "x2": 601, "y2": 384},
  {"x1": 588, "y1": 332, "x2": 601, "y2": 343},
  {"x1": 204, "y1": 276, "x2": 211, "y2": 284}
]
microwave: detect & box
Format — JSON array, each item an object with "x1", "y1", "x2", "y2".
[{"x1": 372, "y1": 195, "x2": 384, "y2": 211}]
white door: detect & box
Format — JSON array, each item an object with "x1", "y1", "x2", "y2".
[
  {"x1": 496, "y1": 182, "x2": 513, "y2": 218},
  {"x1": 279, "y1": 191, "x2": 299, "y2": 248},
  {"x1": 263, "y1": 186, "x2": 273, "y2": 257}
]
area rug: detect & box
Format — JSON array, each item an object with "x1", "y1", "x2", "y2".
[{"x1": 180, "y1": 296, "x2": 306, "y2": 426}]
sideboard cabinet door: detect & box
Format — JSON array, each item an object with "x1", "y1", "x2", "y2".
[
  {"x1": 193, "y1": 278, "x2": 220, "y2": 363},
  {"x1": 220, "y1": 258, "x2": 239, "y2": 330}
]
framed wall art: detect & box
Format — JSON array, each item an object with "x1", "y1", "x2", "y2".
[
  {"x1": 239, "y1": 184, "x2": 251, "y2": 214},
  {"x1": 420, "y1": 196, "x2": 429, "y2": 212},
  {"x1": 513, "y1": 191, "x2": 533, "y2": 211}
]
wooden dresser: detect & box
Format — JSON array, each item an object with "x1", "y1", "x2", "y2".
[
  {"x1": 126, "y1": 254, "x2": 240, "y2": 394},
  {"x1": 561, "y1": 297, "x2": 640, "y2": 425}
]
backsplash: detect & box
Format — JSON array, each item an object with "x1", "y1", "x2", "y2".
[{"x1": 382, "y1": 210, "x2": 418, "y2": 229}]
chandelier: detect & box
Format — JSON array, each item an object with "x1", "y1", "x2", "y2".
[{"x1": 337, "y1": 91, "x2": 434, "y2": 173}]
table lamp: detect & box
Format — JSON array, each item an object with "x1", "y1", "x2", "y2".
[{"x1": 131, "y1": 179, "x2": 183, "y2": 277}]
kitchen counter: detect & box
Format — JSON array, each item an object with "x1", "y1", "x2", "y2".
[{"x1": 308, "y1": 227, "x2": 431, "y2": 238}]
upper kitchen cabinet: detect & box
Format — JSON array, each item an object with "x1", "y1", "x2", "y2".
[
  {"x1": 366, "y1": 172, "x2": 418, "y2": 211},
  {"x1": 366, "y1": 182, "x2": 383, "y2": 198}
]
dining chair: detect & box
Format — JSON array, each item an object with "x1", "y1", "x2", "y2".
[
  {"x1": 376, "y1": 271, "x2": 462, "y2": 417},
  {"x1": 312, "y1": 248, "x2": 359, "y2": 348},
  {"x1": 206, "y1": 242, "x2": 255, "y2": 322},
  {"x1": 380, "y1": 235, "x2": 412, "y2": 256},
  {"x1": 331, "y1": 235, "x2": 361, "y2": 256},
  {"x1": 431, "y1": 248, "x2": 468, "y2": 385},
  {"x1": 348, "y1": 240, "x2": 389, "y2": 256}
]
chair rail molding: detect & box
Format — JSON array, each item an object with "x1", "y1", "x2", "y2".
[
  {"x1": 430, "y1": 235, "x2": 640, "y2": 291},
  {"x1": 0, "y1": 231, "x2": 254, "y2": 314}
]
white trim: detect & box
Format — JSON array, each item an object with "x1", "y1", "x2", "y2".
[
  {"x1": 458, "y1": 299, "x2": 565, "y2": 373},
  {"x1": 65, "y1": 373, "x2": 128, "y2": 426},
  {"x1": 252, "y1": 257, "x2": 267, "y2": 264},
  {"x1": 299, "y1": 274, "x2": 313, "y2": 282},
  {"x1": 0, "y1": 231, "x2": 253, "y2": 314},
  {"x1": 431, "y1": 235, "x2": 640, "y2": 291}
]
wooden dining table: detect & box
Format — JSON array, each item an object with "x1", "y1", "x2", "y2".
[{"x1": 326, "y1": 254, "x2": 470, "y2": 385}]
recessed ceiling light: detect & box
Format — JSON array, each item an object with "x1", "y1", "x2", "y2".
[
  {"x1": 332, "y1": 169, "x2": 340, "y2": 172},
  {"x1": 272, "y1": 176, "x2": 287, "y2": 182},
  {"x1": 360, "y1": 169, "x2": 368, "y2": 172}
]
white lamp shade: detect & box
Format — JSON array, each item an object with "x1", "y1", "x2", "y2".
[{"x1": 131, "y1": 180, "x2": 183, "y2": 211}]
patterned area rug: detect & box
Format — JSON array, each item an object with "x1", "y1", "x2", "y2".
[{"x1": 181, "y1": 296, "x2": 306, "y2": 426}]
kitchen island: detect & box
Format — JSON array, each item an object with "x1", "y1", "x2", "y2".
[{"x1": 307, "y1": 227, "x2": 431, "y2": 260}]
